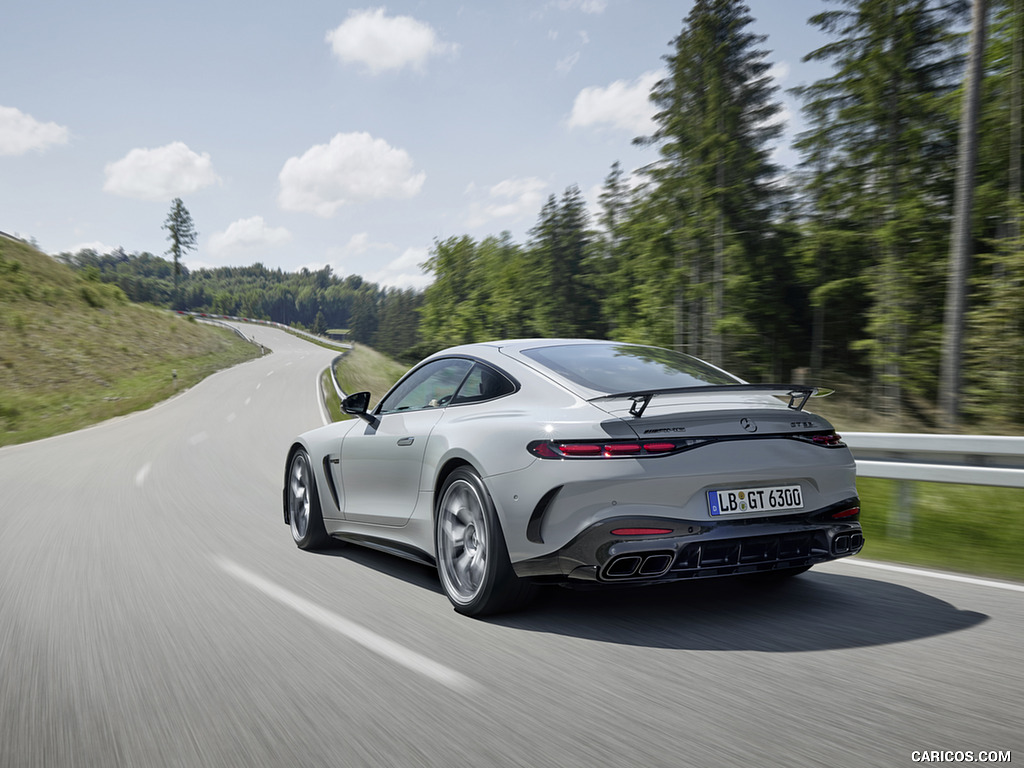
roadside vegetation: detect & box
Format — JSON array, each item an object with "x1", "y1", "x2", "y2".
[
  {"x1": 858, "y1": 478, "x2": 1024, "y2": 582},
  {"x1": 322, "y1": 343, "x2": 410, "y2": 421},
  {"x1": 0, "y1": 238, "x2": 260, "y2": 446}
]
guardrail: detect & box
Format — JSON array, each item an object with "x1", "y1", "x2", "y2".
[
  {"x1": 845, "y1": 432, "x2": 1024, "y2": 488},
  {"x1": 328, "y1": 352, "x2": 349, "y2": 404},
  {"x1": 180, "y1": 310, "x2": 353, "y2": 351}
]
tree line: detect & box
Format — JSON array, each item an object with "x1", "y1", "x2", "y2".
[
  {"x1": 54, "y1": 248, "x2": 423, "y2": 361},
  {"x1": 420, "y1": 0, "x2": 1023, "y2": 428},
  {"x1": 57, "y1": 0, "x2": 1022, "y2": 428}
]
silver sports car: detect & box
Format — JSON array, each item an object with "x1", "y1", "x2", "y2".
[{"x1": 284, "y1": 339, "x2": 863, "y2": 616}]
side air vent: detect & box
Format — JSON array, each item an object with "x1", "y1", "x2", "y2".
[{"x1": 527, "y1": 486, "x2": 562, "y2": 543}]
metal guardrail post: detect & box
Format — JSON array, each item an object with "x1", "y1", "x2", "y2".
[{"x1": 890, "y1": 480, "x2": 914, "y2": 539}]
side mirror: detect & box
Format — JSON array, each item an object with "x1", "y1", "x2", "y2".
[
  {"x1": 341, "y1": 391, "x2": 378, "y2": 427},
  {"x1": 341, "y1": 391, "x2": 371, "y2": 415}
]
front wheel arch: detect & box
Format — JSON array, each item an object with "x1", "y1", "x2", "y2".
[{"x1": 285, "y1": 447, "x2": 332, "y2": 550}]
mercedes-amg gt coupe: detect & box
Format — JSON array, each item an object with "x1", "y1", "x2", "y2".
[{"x1": 283, "y1": 339, "x2": 863, "y2": 616}]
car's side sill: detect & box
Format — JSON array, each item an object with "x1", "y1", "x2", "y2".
[{"x1": 329, "y1": 532, "x2": 436, "y2": 568}]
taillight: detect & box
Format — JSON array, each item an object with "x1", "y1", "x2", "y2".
[
  {"x1": 528, "y1": 438, "x2": 708, "y2": 459},
  {"x1": 559, "y1": 443, "x2": 602, "y2": 457},
  {"x1": 800, "y1": 432, "x2": 845, "y2": 447},
  {"x1": 832, "y1": 506, "x2": 860, "y2": 519}
]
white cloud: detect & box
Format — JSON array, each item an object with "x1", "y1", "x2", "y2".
[
  {"x1": 340, "y1": 232, "x2": 397, "y2": 255},
  {"x1": 556, "y1": 51, "x2": 580, "y2": 75},
  {"x1": 103, "y1": 141, "x2": 220, "y2": 201},
  {"x1": 768, "y1": 61, "x2": 791, "y2": 85},
  {"x1": 278, "y1": 132, "x2": 425, "y2": 217},
  {"x1": 465, "y1": 176, "x2": 548, "y2": 228},
  {"x1": 0, "y1": 105, "x2": 69, "y2": 156},
  {"x1": 568, "y1": 70, "x2": 662, "y2": 136},
  {"x1": 325, "y1": 8, "x2": 454, "y2": 73},
  {"x1": 366, "y1": 247, "x2": 432, "y2": 290},
  {"x1": 209, "y1": 216, "x2": 291, "y2": 254},
  {"x1": 553, "y1": 0, "x2": 607, "y2": 13}
]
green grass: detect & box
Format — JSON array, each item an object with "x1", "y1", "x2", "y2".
[
  {"x1": 0, "y1": 238, "x2": 260, "y2": 446},
  {"x1": 857, "y1": 477, "x2": 1024, "y2": 582},
  {"x1": 331, "y1": 343, "x2": 409, "y2": 415}
]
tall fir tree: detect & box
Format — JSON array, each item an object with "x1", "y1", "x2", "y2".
[
  {"x1": 162, "y1": 198, "x2": 197, "y2": 309},
  {"x1": 965, "y1": 0, "x2": 1024, "y2": 422},
  {"x1": 527, "y1": 186, "x2": 600, "y2": 338},
  {"x1": 639, "y1": 0, "x2": 785, "y2": 369},
  {"x1": 794, "y1": 0, "x2": 968, "y2": 415}
]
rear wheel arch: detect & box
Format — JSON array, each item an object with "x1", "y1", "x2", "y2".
[
  {"x1": 432, "y1": 458, "x2": 474, "y2": 520},
  {"x1": 433, "y1": 464, "x2": 537, "y2": 616}
]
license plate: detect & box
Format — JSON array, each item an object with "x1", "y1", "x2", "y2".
[{"x1": 708, "y1": 485, "x2": 803, "y2": 515}]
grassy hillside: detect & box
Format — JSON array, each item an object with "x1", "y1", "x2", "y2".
[{"x1": 0, "y1": 237, "x2": 260, "y2": 446}]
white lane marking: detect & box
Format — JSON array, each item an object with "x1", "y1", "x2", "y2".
[
  {"x1": 135, "y1": 462, "x2": 152, "y2": 487},
  {"x1": 266, "y1": 371, "x2": 274, "y2": 377},
  {"x1": 842, "y1": 558, "x2": 1024, "y2": 594},
  {"x1": 216, "y1": 558, "x2": 480, "y2": 693},
  {"x1": 244, "y1": 397, "x2": 252, "y2": 406},
  {"x1": 188, "y1": 432, "x2": 208, "y2": 446},
  {"x1": 257, "y1": 383, "x2": 262, "y2": 391},
  {"x1": 226, "y1": 412, "x2": 236, "y2": 423}
]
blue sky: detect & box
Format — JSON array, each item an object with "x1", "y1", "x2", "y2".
[{"x1": 1, "y1": 1, "x2": 830, "y2": 289}]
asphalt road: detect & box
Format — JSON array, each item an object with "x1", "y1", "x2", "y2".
[{"x1": 1, "y1": 324, "x2": 1020, "y2": 768}]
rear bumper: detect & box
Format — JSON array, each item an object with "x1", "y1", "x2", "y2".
[{"x1": 511, "y1": 497, "x2": 863, "y2": 584}]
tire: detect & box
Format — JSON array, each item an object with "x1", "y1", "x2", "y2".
[
  {"x1": 287, "y1": 449, "x2": 332, "y2": 550},
  {"x1": 435, "y1": 467, "x2": 537, "y2": 617}
]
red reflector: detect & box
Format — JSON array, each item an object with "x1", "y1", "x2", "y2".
[
  {"x1": 610, "y1": 528, "x2": 674, "y2": 536},
  {"x1": 832, "y1": 507, "x2": 860, "y2": 519},
  {"x1": 559, "y1": 443, "x2": 602, "y2": 456}
]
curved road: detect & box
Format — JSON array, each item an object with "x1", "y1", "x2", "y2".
[{"x1": 1, "y1": 324, "x2": 1020, "y2": 767}]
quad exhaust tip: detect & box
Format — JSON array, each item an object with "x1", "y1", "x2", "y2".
[
  {"x1": 832, "y1": 533, "x2": 864, "y2": 555},
  {"x1": 603, "y1": 552, "x2": 674, "y2": 579}
]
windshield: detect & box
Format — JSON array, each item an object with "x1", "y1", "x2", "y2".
[{"x1": 520, "y1": 343, "x2": 740, "y2": 394}]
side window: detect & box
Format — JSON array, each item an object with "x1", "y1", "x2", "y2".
[
  {"x1": 378, "y1": 358, "x2": 473, "y2": 414},
  {"x1": 451, "y1": 363, "x2": 517, "y2": 405}
]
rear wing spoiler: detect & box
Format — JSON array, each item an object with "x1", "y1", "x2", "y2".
[{"x1": 589, "y1": 384, "x2": 831, "y2": 418}]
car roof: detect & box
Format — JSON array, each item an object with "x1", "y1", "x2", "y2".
[
  {"x1": 421, "y1": 339, "x2": 619, "y2": 394},
  {"x1": 430, "y1": 338, "x2": 613, "y2": 357}
]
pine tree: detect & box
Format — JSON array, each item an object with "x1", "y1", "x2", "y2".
[
  {"x1": 940, "y1": 0, "x2": 989, "y2": 425},
  {"x1": 527, "y1": 187, "x2": 599, "y2": 338},
  {"x1": 162, "y1": 198, "x2": 197, "y2": 309},
  {"x1": 964, "y1": 0, "x2": 1024, "y2": 422},
  {"x1": 794, "y1": 0, "x2": 968, "y2": 414},
  {"x1": 639, "y1": 0, "x2": 784, "y2": 368}
]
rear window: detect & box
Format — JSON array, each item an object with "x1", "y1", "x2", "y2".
[{"x1": 520, "y1": 343, "x2": 739, "y2": 394}]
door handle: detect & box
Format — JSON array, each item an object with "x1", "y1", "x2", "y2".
[{"x1": 397, "y1": 437, "x2": 415, "y2": 446}]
